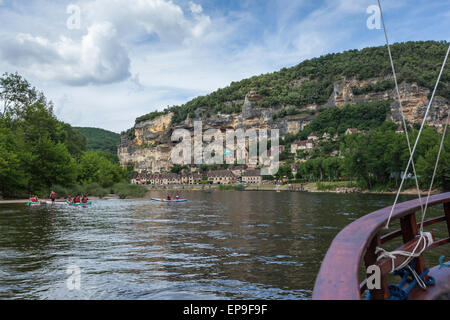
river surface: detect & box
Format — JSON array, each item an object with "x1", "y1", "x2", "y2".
[{"x1": 0, "y1": 191, "x2": 447, "y2": 300}]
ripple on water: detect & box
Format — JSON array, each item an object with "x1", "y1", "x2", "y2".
[{"x1": 1, "y1": 192, "x2": 441, "y2": 300}]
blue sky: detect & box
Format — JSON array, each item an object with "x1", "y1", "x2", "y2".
[{"x1": 0, "y1": 0, "x2": 448, "y2": 132}]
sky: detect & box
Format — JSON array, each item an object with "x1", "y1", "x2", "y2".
[{"x1": 0, "y1": 0, "x2": 449, "y2": 133}]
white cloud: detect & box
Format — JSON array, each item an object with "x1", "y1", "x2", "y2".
[
  {"x1": 82, "y1": 0, "x2": 210, "y2": 42},
  {"x1": 0, "y1": 0, "x2": 447, "y2": 132},
  {"x1": 189, "y1": 1, "x2": 203, "y2": 15},
  {"x1": 0, "y1": 22, "x2": 130, "y2": 85},
  {"x1": 0, "y1": 0, "x2": 211, "y2": 86}
]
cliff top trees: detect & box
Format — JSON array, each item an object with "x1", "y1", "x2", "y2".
[{"x1": 131, "y1": 41, "x2": 449, "y2": 126}]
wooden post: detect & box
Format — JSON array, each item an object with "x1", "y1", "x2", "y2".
[
  {"x1": 364, "y1": 232, "x2": 388, "y2": 300},
  {"x1": 444, "y1": 202, "x2": 450, "y2": 237},
  {"x1": 400, "y1": 213, "x2": 426, "y2": 275}
]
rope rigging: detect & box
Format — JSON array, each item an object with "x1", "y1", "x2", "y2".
[{"x1": 373, "y1": 0, "x2": 450, "y2": 295}]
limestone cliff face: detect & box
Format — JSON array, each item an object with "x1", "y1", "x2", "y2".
[
  {"x1": 118, "y1": 113, "x2": 174, "y2": 172},
  {"x1": 119, "y1": 78, "x2": 448, "y2": 173},
  {"x1": 329, "y1": 78, "x2": 448, "y2": 128},
  {"x1": 134, "y1": 112, "x2": 173, "y2": 146}
]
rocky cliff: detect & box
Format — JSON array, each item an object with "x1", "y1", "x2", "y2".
[{"x1": 119, "y1": 76, "x2": 448, "y2": 173}]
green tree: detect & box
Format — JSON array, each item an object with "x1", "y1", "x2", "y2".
[
  {"x1": 28, "y1": 136, "x2": 78, "y2": 191},
  {"x1": 78, "y1": 151, "x2": 126, "y2": 187},
  {"x1": 0, "y1": 122, "x2": 30, "y2": 197}
]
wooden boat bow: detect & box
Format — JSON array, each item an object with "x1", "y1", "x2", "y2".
[{"x1": 313, "y1": 192, "x2": 450, "y2": 300}]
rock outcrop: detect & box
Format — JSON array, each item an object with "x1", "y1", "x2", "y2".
[{"x1": 119, "y1": 78, "x2": 448, "y2": 173}]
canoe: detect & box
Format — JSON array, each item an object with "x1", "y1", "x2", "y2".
[
  {"x1": 46, "y1": 201, "x2": 67, "y2": 205},
  {"x1": 151, "y1": 198, "x2": 187, "y2": 203},
  {"x1": 66, "y1": 201, "x2": 92, "y2": 206},
  {"x1": 26, "y1": 202, "x2": 41, "y2": 206}
]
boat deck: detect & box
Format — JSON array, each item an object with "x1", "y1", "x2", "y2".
[{"x1": 313, "y1": 192, "x2": 450, "y2": 300}]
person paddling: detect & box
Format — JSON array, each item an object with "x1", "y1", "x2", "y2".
[
  {"x1": 67, "y1": 196, "x2": 72, "y2": 203},
  {"x1": 74, "y1": 195, "x2": 81, "y2": 204},
  {"x1": 167, "y1": 195, "x2": 172, "y2": 201},
  {"x1": 50, "y1": 190, "x2": 56, "y2": 203},
  {"x1": 82, "y1": 195, "x2": 88, "y2": 204}
]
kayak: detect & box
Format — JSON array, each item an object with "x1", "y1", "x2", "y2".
[
  {"x1": 66, "y1": 201, "x2": 92, "y2": 206},
  {"x1": 151, "y1": 198, "x2": 187, "y2": 203}
]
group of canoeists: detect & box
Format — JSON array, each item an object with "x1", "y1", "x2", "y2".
[
  {"x1": 30, "y1": 191, "x2": 89, "y2": 204},
  {"x1": 67, "y1": 194, "x2": 90, "y2": 204},
  {"x1": 29, "y1": 195, "x2": 40, "y2": 203},
  {"x1": 32, "y1": 191, "x2": 186, "y2": 204}
]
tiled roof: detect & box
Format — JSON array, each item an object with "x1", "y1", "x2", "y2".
[
  {"x1": 243, "y1": 169, "x2": 261, "y2": 177},
  {"x1": 207, "y1": 170, "x2": 234, "y2": 177}
]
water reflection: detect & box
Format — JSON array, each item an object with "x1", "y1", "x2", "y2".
[{"x1": 0, "y1": 192, "x2": 446, "y2": 299}]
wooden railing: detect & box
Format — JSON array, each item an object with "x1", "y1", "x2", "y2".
[{"x1": 312, "y1": 192, "x2": 450, "y2": 300}]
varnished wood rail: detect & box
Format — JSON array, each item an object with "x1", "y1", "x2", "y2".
[{"x1": 313, "y1": 192, "x2": 450, "y2": 300}]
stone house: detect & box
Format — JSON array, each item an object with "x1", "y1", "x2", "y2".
[
  {"x1": 308, "y1": 131, "x2": 319, "y2": 141},
  {"x1": 228, "y1": 165, "x2": 247, "y2": 177},
  {"x1": 292, "y1": 140, "x2": 314, "y2": 153},
  {"x1": 345, "y1": 128, "x2": 361, "y2": 135},
  {"x1": 188, "y1": 173, "x2": 203, "y2": 185},
  {"x1": 207, "y1": 170, "x2": 235, "y2": 184},
  {"x1": 242, "y1": 169, "x2": 262, "y2": 184},
  {"x1": 291, "y1": 140, "x2": 303, "y2": 154}
]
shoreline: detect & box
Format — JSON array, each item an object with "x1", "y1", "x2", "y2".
[
  {"x1": 143, "y1": 184, "x2": 441, "y2": 196},
  {"x1": 0, "y1": 196, "x2": 118, "y2": 204},
  {"x1": 0, "y1": 186, "x2": 442, "y2": 204}
]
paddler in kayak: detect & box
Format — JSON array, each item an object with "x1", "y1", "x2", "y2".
[
  {"x1": 167, "y1": 195, "x2": 172, "y2": 201},
  {"x1": 74, "y1": 195, "x2": 81, "y2": 204},
  {"x1": 81, "y1": 195, "x2": 89, "y2": 204},
  {"x1": 175, "y1": 194, "x2": 180, "y2": 200},
  {"x1": 67, "y1": 195, "x2": 73, "y2": 203},
  {"x1": 49, "y1": 190, "x2": 56, "y2": 203}
]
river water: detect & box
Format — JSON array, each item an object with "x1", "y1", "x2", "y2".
[{"x1": 0, "y1": 191, "x2": 447, "y2": 300}]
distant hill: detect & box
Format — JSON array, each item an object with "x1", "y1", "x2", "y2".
[
  {"x1": 75, "y1": 127, "x2": 120, "y2": 156},
  {"x1": 133, "y1": 40, "x2": 449, "y2": 125}
]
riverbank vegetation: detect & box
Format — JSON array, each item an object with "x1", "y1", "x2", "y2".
[
  {"x1": 291, "y1": 123, "x2": 450, "y2": 191},
  {"x1": 218, "y1": 184, "x2": 245, "y2": 191},
  {"x1": 112, "y1": 183, "x2": 148, "y2": 199},
  {"x1": 0, "y1": 73, "x2": 134, "y2": 199}
]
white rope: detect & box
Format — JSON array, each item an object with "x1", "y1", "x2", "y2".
[
  {"x1": 375, "y1": 231, "x2": 433, "y2": 288},
  {"x1": 420, "y1": 107, "x2": 450, "y2": 232},
  {"x1": 377, "y1": 0, "x2": 424, "y2": 229},
  {"x1": 373, "y1": 1, "x2": 449, "y2": 283},
  {"x1": 406, "y1": 265, "x2": 427, "y2": 290},
  {"x1": 384, "y1": 44, "x2": 450, "y2": 229},
  {"x1": 378, "y1": 0, "x2": 450, "y2": 229}
]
